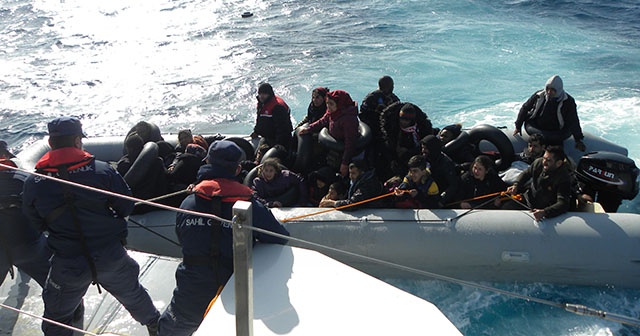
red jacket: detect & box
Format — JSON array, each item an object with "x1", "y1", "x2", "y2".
[{"x1": 254, "y1": 95, "x2": 293, "y2": 149}]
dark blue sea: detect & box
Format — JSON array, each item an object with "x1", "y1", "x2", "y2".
[{"x1": 1, "y1": 0, "x2": 639, "y2": 334}]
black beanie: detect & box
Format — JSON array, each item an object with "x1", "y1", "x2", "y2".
[
  {"x1": 421, "y1": 135, "x2": 442, "y2": 158},
  {"x1": 258, "y1": 83, "x2": 274, "y2": 96}
]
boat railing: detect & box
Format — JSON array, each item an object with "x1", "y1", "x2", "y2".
[{"x1": 232, "y1": 201, "x2": 254, "y2": 336}]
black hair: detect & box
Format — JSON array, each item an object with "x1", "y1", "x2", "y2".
[
  {"x1": 528, "y1": 133, "x2": 546, "y2": 145},
  {"x1": 545, "y1": 145, "x2": 565, "y2": 161},
  {"x1": 407, "y1": 155, "x2": 427, "y2": 170},
  {"x1": 378, "y1": 75, "x2": 394, "y2": 88},
  {"x1": 329, "y1": 181, "x2": 347, "y2": 196},
  {"x1": 472, "y1": 155, "x2": 495, "y2": 174}
]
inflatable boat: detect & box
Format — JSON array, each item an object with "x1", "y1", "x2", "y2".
[{"x1": 14, "y1": 125, "x2": 640, "y2": 289}]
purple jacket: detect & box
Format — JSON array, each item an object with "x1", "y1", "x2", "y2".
[{"x1": 252, "y1": 170, "x2": 306, "y2": 206}]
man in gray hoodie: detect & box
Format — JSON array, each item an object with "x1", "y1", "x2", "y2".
[{"x1": 513, "y1": 75, "x2": 586, "y2": 151}]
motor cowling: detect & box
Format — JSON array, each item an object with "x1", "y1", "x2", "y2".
[{"x1": 576, "y1": 151, "x2": 639, "y2": 200}]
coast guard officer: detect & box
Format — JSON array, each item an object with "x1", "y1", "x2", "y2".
[
  {"x1": 158, "y1": 140, "x2": 289, "y2": 335},
  {"x1": 22, "y1": 117, "x2": 160, "y2": 336}
]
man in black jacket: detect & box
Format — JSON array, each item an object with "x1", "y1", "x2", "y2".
[
  {"x1": 319, "y1": 160, "x2": 382, "y2": 209},
  {"x1": 505, "y1": 146, "x2": 572, "y2": 220},
  {"x1": 359, "y1": 75, "x2": 400, "y2": 137},
  {"x1": 513, "y1": 75, "x2": 585, "y2": 151},
  {"x1": 250, "y1": 83, "x2": 293, "y2": 151}
]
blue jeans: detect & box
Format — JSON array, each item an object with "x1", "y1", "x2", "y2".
[
  {"x1": 157, "y1": 262, "x2": 232, "y2": 336},
  {"x1": 42, "y1": 243, "x2": 160, "y2": 336}
]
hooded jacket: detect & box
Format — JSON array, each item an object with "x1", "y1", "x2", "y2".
[
  {"x1": 515, "y1": 75, "x2": 584, "y2": 142},
  {"x1": 422, "y1": 135, "x2": 461, "y2": 206},
  {"x1": 308, "y1": 90, "x2": 361, "y2": 165},
  {"x1": 22, "y1": 147, "x2": 134, "y2": 256}
]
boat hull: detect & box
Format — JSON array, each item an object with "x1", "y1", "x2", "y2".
[
  {"x1": 125, "y1": 207, "x2": 640, "y2": 289},
  {"x1": 273, "y1": 208, "x2": 640, "y2": 288}
]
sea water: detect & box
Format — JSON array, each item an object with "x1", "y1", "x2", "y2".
[{"x1": 1, "y1": 0, "x2": 639, "y2": 335}]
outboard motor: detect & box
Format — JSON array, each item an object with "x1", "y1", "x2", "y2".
[{"x1": 575, "y1": 151, "x2": 639, "y2": 212}]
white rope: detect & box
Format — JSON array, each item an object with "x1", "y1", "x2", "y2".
[
  {"x1": 0, "y1": 162, "x2": 233, "y2": 225},
  {"x1": 2, "y1": 161, "x2": 639, "y2": 329},
  {"x1": 0, "y1": 302, "x2": 106, "y2": 336}
]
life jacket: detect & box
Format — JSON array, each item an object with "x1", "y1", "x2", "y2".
[
  {"x1": 258, "y1": 95, "x2": 290, "y2": 118},
  {"x1": 0, "y1": 158, "x2": 17, "y2": 171},
  {"x1": 192, "y1": 178, "x2": 253, "y2": 202},
  {"x1": 184, "y1": 178, "x2": 253, "y2": 269},
  {"x1": 35, "y1": 147, "x2": 95, "y2": 173}
]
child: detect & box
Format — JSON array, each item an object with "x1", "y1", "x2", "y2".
[
  {"x1": 251, "y1": 158, "x2": 306, "y2": 207},
  {"x1": 307, "y1": 166, "x2": 338, "y2": 206},
  {"x1": 394, "y1": 155, "x2": 440, "y2": 209},
  {"x1": 319, "y1": 181, "x2": 348, "y2": 207}
]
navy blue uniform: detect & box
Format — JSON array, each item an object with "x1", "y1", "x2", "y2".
[
  {"x1": 0, "y1": 159, "x2": 51, "y2": 288},
  {"x1": 158, "y1": 163, "x2": 289, "y2": 336},
  {"x1": 22, "y1": 147, "x2": 159, "y2": 336}
]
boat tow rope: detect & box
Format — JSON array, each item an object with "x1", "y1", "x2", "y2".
[
  {"x1": 2, "y1": 162, "x2": 639, "y2": 329},
  {"x1": 281, "y1": 190, "x2": 402, "y2": 223},
  {"x1": 134, "y1": 189, "x2": 188, "y2": 206},
  {"x1": 445, "y1": 190, "x2": 524, "y2": 207}
]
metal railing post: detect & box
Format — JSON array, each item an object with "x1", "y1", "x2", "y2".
[{"x1": 232, "y1": 201, "x2": 253, "y2": 336}]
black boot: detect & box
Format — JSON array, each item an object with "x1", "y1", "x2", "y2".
[{"x1": 146, "y1": 320, "x2": 159, "y2": 336}]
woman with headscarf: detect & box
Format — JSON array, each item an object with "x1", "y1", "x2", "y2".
[{"x1": 299, "y1": 90, "x2": 360, "y2": 176}]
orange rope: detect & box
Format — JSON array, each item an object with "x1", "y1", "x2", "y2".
[
  {"x1": 281, "y1": 191, "x2": 401, "y2": 222},
  {"x1": 445, "y1": 190, "x2": 507, "y2": 207}
]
